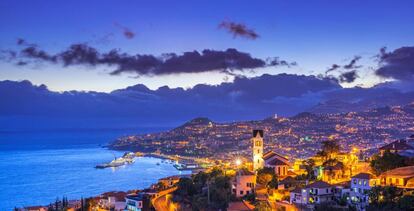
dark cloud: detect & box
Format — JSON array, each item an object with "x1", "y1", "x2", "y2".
[
  {"x1": 114, "y1": 23, "x2": 135, "y2": 39},
  {"x1": 267, "y1": 57, "x2": 297, "y2": 67},
  {"x1": 3, "y1": 74, "x2": 414, "y2": 129},
  {"x1": 343, "y1": 56, "x2": 362, "y2": 69},
  {"x1": 5, "y1": 43, "x2": 295, "y2": 76},
  {"x1": 219, "y1": 21, "x2": 259, "y2": 40},
  {"x1": 325, "y1": 64, "x2": 340, "y2": 74},
  {"x1": 0, "y1": 74, "x2": 340, "y2": 128},
  {"x1": 339, "y1": 70, "x2": 358, "y2": 83},
  {"x1": 375, "y1": 46, "x2": 414, "y2": 81},
  {"x1": 21, "y1": 46, "x2": 57, "y2": 62},
  {"x1": 325, "y1": 55, "x2": 362, "y2": 75}
]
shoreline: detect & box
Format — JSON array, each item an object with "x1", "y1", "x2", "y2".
[{"x1": 5, "y1": 147, "x2": 188, "y2": 210}]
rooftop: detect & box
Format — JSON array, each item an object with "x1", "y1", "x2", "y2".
[
  {"x1": 305, "y1": 181, "x2": 332, "y2": 189},
  {"x1": 380, "y1": 166, "x2": 414, "y2": 179},
  {"x1": 237, "y1": 169, "x2": 255, "y2": 176},
  {"x1": 352, "y1": 173, "x2": 376, "y2": 180},
  {"x1": 379, "y1": 140, "x2": 414, "y2": 151}
]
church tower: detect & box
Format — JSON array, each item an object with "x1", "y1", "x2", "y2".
[{"x1": 252, "y1": 129, "x2": 264, "y2": 171}]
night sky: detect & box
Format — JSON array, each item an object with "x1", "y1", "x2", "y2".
[{"x1": 1, "y1": 0, "x2": 413, "y2": 92}]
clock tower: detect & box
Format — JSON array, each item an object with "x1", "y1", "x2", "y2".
[{"x1": 252, "y1": 129, "x2": 264, "y2": 171}]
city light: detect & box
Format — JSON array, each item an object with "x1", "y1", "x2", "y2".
[{"x1": 235, "y1": 158, "x2": 242, "y2": 166}]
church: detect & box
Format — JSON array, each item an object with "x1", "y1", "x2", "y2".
[{"x1": 252, "y1": 129, "x2": 291, "y2": 177}]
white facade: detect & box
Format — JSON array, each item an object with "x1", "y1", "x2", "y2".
[
  {"x1": 234, "y1": 170, "x2": 256, "y2": 198},
  {"x1": 125, "y1": 196, "x2": 143, "y2": 211},
  {"x1": 252, "y1": 130, "x2": 264, "y2": 171},
  {"x1": 290, "y1": 181, "x2": 334, "y2": 206},
  {"x1": 348, "y1": 174, "x2": 377, "y2": 211}
]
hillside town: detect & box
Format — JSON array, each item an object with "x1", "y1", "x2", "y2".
[
  {"x1": 21, "y1": 128, "x2": 414, "y2": 211},
  {"x1": 110, "y1": 103, "x2": 414, "y2": 161}
]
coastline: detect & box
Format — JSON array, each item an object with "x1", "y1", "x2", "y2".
[{"x1": 1, "y1": 146, "x2": 189, "y2": 210}]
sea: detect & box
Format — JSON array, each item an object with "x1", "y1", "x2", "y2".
[{"x1": 0, "y1": 128, "x2": 188, "y2": 211}]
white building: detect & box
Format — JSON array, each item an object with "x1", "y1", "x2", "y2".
[
  {"x1": 125, "y1": 194, "x2": 144, "y2": 211},
  {"x1": 252, "y1": 130, "x2": 264, "y2": 171},
  {"x1": 233, "y1": 169, "x2": 256, "y2": 198},
  {"x1": 290, "y1": 181, "x2": 334, "y2": 206},
  {"x1": 348, "y1": 173, "x2": 378, "y2": 211}
]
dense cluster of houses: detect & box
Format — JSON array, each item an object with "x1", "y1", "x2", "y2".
[
  {"x1": 21, "y1": 131, "x2": 414, "y2": 211},
  {"x1": 229, "y1": 130, "x2": 414, "y2": 210}
]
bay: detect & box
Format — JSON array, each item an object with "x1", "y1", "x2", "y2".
[{"x1": 0, "y1": 128, "x2": 187, "y2": 210}]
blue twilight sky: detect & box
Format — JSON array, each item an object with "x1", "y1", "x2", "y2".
[{"x1": 0, "y1": 0, "x2": 413, "y2": 92}]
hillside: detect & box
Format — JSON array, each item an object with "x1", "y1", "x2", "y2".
[{"x1": 110, "y1": 103, "x2": 414, "y2": 159}]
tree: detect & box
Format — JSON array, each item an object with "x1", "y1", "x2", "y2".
[
  {"x1": 367, "y1": 186, "x2": 403, "y2": 210},
  {"x1": 370, "y1": 151, "x2": 406, "y2": 175},
  {"x1": 254, "y1": 201, "x2": 271, "y2": 211},
  {"x1": 398, "y1": 195, "x2": 414, "y2": 210},
  {"x1": 257, "y1": 167, "x2": 278, "y2": 188},
  {"x1": 319, "y1": 140, "x2": 340, "y2": 159},
  {"x1": 176, "y1": 178, "x2": 197, "y2": 198},
  {"x1": 209, "y1": 175, "x2": 232, "y2": 209},
  {"x1": 303, "y1": 159, "x2": 316, "y2": 179}
]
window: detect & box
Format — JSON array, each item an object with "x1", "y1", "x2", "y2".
[
  {"x1": 246, "y1": 191, "x2": 250, "y2": 194},
  {"x1": 278, "y1": 167, "x2": 281, "y2": 175},
  {"x1": 326, "y1": 188, "x2": 329, "y2": 193},
  {"x1": 353, "y1": 179, "x2": 357, "y2": 185},
  {"x1": 240, "y1": 190, "x2": 244, "y2": 195},
  {"x1": 363, "y1": 180, "x2": 367, "y2": 186}
]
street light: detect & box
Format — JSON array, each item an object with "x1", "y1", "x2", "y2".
[{"x1": 235, "y1": 158, "x2": 242, "y2": 166}]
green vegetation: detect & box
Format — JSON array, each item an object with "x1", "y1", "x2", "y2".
[
  {"x1": 318, "y1": 139, "x2": 341, "y2": 160},
  {"x1": 173, "y1": 167, "x2": 232, "y2": 210},
  {"x1": 303, "y1": 158, "x2": 316, "y2": 180},
  {"x1": 256, "y1": 167, "x2": 278, "y2": 189},
  {"x1": 370, "y1": 151, "x2": 407, "y2": 176},
  {"x1": 254, "y1": 201, "x2": 272, "y2": 211},
  {"x1": 367, "y1": 186, "x2": 414, "y2": 210}
]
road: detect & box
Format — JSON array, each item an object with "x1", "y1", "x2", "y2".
[{"x1": 152, "y1": 187, "x2": 178, "y2": 211}]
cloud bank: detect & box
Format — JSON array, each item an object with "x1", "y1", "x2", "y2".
[
  {"x1": 376, "y1": 46, "x2": 414, "y2": 81},
  {"x1": 3, "y1": 41, "x2": 295, "y2": 76}
]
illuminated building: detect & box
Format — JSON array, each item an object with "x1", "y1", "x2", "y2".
[{"x1": 252, "y1": 129, "x2": 264, "y2": 171}]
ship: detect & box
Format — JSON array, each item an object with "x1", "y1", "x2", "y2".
[{"x1": 95, "y1": 152, "x2": 135, "y2": 169}]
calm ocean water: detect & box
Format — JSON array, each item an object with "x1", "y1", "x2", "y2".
[{"x1": 0, "y1": 128, "x2": 187, "y2": 211}]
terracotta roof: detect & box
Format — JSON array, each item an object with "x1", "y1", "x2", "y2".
[
  {"x1": 263, "y1": 151, "x2": 289, "y2": 164},
  {"x1": 379, "y1": 140, "x2": 414, "y2": 151},
  {"x1": 279, "y1": 176, "x2": 296, "y2": 185},
  {"x1": 381, "y1": 166, "x2": 414, "y2": 179},
  {"x1": 228, "y1": 201, "x2": 255, "y2": 211},
  {"x1": 352, "y1": 173, "x2": 376, "y2": 180},
  {"x1": 305, "y1": 181, "x2": 332, "y2": 189},
  {"x1": 267, "y1": 158, "x2": 289, "y2": 166}
]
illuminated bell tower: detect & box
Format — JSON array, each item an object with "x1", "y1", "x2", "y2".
[{"x1": 252, "y1": 129, "x2": 264, "y2": 171}]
